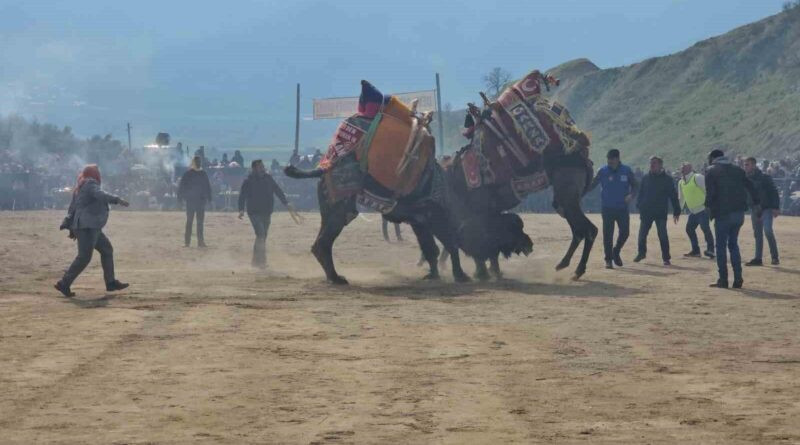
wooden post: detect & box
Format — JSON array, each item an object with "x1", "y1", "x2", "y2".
[
  {"x1": 294, "y1": 83, "x2": 301, "y2": 158},
  {"x1": 435, "y1": 73, "x2": 444, "y2": 158}
]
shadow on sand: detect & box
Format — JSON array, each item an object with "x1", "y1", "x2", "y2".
[
  {"x1": 357, "y1": 277, "x2": 640, "y2": 300},
  {"x1": 771, "y1": 266, "x2": 800, "y2": 277},
  {"x1": 63, "y1": 294, "x2": 116, "y2": 308},
  {"x1": 734, "y1": 288, "x2": 799, "y2": 301}
]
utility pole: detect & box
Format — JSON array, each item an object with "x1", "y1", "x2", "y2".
[
  {"x1": 126, "y1": 122, "x2": 132, "y2": 151},
  {"x1": 435, "y1": 73, "x2": 444, "y2": 158},
  {"x1": 294, "y1": 83, "x2": 301, "y2": 158}
]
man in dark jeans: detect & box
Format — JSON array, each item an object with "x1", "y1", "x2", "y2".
[
  {"x1": 589, "y1": 149, "x2": 638, "y2": 269},
  {"x1": 177, "y1": 156, "x2": 212, "y2": 247},
  {"x1": 238, "y1": 159, "x2": 292, "y2": 268},
  {"x1": 634, "y1": 156, "x2": 681, "y2": 265},
  {"x1": 705, "y1": 150, "x2": 760, "y2": 288},
  {"x1": 743, "y1": 157, "x2": 781, "y2": 266}
]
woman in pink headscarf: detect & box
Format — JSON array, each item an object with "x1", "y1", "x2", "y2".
[{"x1": 55, "y1": 164, "x2": 130, "y2": 297}]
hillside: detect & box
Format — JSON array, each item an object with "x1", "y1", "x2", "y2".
[{"x1": 544, "y1": 8, "x2": 800, "y2": 166}]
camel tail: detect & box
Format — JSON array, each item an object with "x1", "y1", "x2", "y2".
[{"x1": 284, "y1": 165, "x2": 324, "y2": 179}]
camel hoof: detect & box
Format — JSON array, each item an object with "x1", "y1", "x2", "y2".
[
  {"x1": 422, "y1": 272, "x2": 441, "y2": 281},
  {"x1": 555, "y1": 261, "x2": 570, "y2": 271},
  {"x1": 329, "y1": 275, "x2": 349, "y2": 285},
  {"x1": 454, "y1": 273, "x2": 472, "y2": 283},
  {"x1": 474, "y1": 271, "x2": 491, "y2": 282}
]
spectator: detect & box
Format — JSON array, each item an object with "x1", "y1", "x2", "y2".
[
  {"x1": 634, "y1": 156, "x2": 681, "y2": 266},
  {"x1": 744, "y1": 157, "x2": 781, "y2": 266},
  {"x1": 177, "y1": 156, "x2": 212, "y2": 247},
  {"x1": 232, "y1": 150, "x2": 245, "y2": 166},
  {"x1": 589, "y1": 149, "x2": 638, "y2": 269},
  {"x1": 238, "y1": 159, "x2": 292, "y2": 268},
  {"x1": 678, "y1": 162, "x2": 715, "y2": 258},
  {"x1": 55, "y1": 164, "x2": 130, "y2": 297},
  {"x1": 705, "y1": 150, "x2": 760, "y2": 289}
]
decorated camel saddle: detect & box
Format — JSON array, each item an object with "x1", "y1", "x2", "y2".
[
  {"x1": 318, "y1": 80, "x2": 436, "y2": 212},
  {"x1": 459, "y1": 69, "x2": 591, "y2": 204}
]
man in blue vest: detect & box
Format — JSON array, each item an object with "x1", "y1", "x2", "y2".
[{"x1": 590, "y1": 149, "x2": 638, "y2": 269}]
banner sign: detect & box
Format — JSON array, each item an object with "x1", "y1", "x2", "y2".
[{"x1": 313, "y1": 90, "x2": 437, "y2": 120}]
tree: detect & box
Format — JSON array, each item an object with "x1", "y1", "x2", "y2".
[
  {"x1": 483, "y1": 67, "x2": 512, "y2": 100},
  {"x1": 784, "y1": 0, "x2": 800, "y2": 11}
]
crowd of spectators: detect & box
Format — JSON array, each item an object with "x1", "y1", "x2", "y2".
[{"x1": 2, "y1": 139, "x2": 799, "y2": 215}]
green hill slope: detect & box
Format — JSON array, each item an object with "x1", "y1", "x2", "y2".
[{"x1": 546, "y1": 9, "x2": 800, "y2": 166}]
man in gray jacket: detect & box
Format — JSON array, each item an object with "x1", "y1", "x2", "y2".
[{"x1": 55, "y1": 165, "x2": 130, "y2": 297}]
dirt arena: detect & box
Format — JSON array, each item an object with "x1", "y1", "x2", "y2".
[{"x1": 1, "y1": 210, "x2": 798, "y2": 444}]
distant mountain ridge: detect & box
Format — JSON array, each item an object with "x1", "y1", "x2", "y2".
[{"x1": 543, "y1": 8, "x2": 800, "y2": 166}]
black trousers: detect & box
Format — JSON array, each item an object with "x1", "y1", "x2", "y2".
[
  {"x1": 248, "y1": 212, "x2": 272, "y2": 266},
  {"x1": 601, "y1": 207, "x2": 630, "y2": 261},
  {"x1": 638, "y1": 215, "x2": 670, "y2": 261},
  {"x1": 61, "y1": 228, "x2": 115, "y2": 287},
  {"x1": 185, "y1": 200, "x2": 206, "y2": 245},
  {"x1": 686, "y1": 210, "x2": 714, "y2": 253}
]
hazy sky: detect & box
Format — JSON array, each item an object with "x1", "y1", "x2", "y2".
[{"x1": 0, "y1": 0, "x2": 788, "y2": 151}]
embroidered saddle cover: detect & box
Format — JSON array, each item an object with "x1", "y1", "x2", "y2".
[{"x1": 463, "y1": 70, "x2": 589, "y2": 190}]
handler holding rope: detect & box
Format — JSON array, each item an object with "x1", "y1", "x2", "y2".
[{"x1": 238, "y1": 159, "x2": 299, "y2": 269}]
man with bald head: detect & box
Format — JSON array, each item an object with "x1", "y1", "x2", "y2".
[{"x1": 678, "y1": 162, "x2": 714, "y2": 258}]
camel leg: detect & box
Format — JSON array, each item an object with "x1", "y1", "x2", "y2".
[
  {"x1": 473, "y1": 257, "x2": 490, "y2": 281},
  {"x1": 556, "y1": 214, "x2": 582, "y2": 271},
  {"x1": 438, "y1": 248, "x2": 449, "y2": 267},
  {"x1": 552, "y1": 166, "x2": 596, "y2": 280},
  {"x1": 311, "y1": 195, "x2": 354, "y2": 285},
  {"x1": 430, "y1": 220, "x2": 470, "y2": 283},
  {"x1": 572, "y1": 211, "x2": 598, "y2": 280},
  {"x1": 489, "y1": 255, "x2": 503, "y2": 279},
  {"x1": 410, "y1": 223, "x2": 440, "y2": 280}
]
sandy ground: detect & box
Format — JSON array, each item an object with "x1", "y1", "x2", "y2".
[{"x1": 1, "y1": 210, "x2": 799, "y2": 444}]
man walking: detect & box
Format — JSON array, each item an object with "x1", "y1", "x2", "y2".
[
  {"x1": 743, "y1": 157, "x2": 780, "y2": 266},
  {"x1": 634, "y1": 156, "x2": 681, "y2": 265},
  {"x1": 678, "y1": 162, "x2": 715, "y2": 258},
  {"x1": 705, "y1": 150, "x2": 760, "y2": 288},
  {"x1": 177, "y1": 156, "x2": 212, "y2": 247},
  {"x1": 238, "y1": 159, "x2": 292, "y2": 268},
  {"x1": 590, "y1": 149, "x2": 638, "y2": 269}
]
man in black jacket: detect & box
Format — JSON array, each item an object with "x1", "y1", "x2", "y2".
[
  {"x1": 177, "y1": 156, "x2": 212, "y2": 247},
  {"x1": 634, "y1": 156, "x2": 681, "y2": 265},
  {"x1": 705, "y1": 150, "x2": 760, "y2": 288},
  {"x1": 238, "y1": 159, "x2": 291, "y2": 268},
  {"x1": 743, "y1": 157, "x2": 780, "y2": 266}
]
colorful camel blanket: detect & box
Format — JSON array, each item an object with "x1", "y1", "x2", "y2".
[
  {"x1": 459, "y1": 70, "x2": 589, "y2": 191},
  {"x1": 318, "y1": 115, "x2": 373, "y2": 171},
  {"x1": 496, "y1": 70, "x2": 585, "y2": 157}
]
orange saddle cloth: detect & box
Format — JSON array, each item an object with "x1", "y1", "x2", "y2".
[{"x1": 357, "y1": 96, "x2": 434, "y2": 196}]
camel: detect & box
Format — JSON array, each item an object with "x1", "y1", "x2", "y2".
[
  {"x1": 448, "y1": 70, "x2": 597, "y2": 280},
  {"x1": 284, "y1": 81, "x2": 477, "y2": 284}
]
